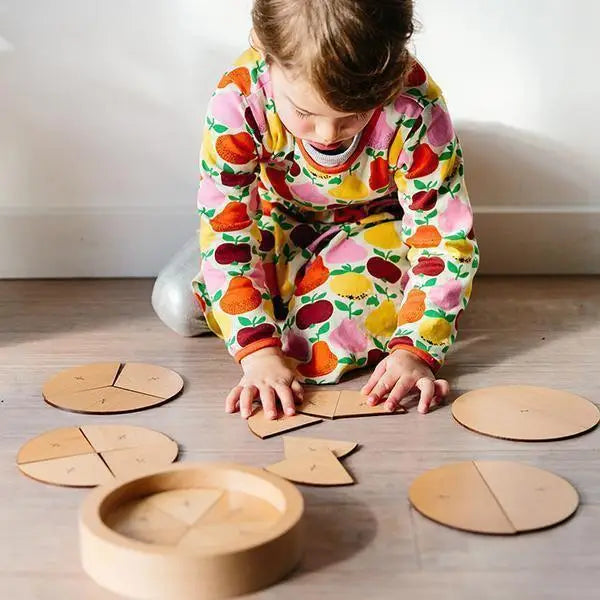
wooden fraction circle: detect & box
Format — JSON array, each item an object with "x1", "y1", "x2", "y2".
[
  {"x1": 452, "y1": 385, "x2": 600, "y2": 441},
  {"x1": 17, "y1": 425, "x2": 178, "y2": 487},
  {"x1": 43, "y1": 362, "x2": 184, "y2": 414},
  {"x1": 80, "y1": 462, "x2": 304, "y2": 600},
  {"x1": 409, "y1": 461, "x2": 579, "y2": 535}
]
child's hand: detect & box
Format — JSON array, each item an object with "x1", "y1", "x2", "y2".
[
  {"x1": 226, "y1": 347, "x2": 304, "y2": 420},
  {"x1": 361, "y1": 349, "x2": 449, "y2": 414}
]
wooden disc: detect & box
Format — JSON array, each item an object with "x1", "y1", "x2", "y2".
[
  {"x1": 409, "y1": 461, "x2": 579, "y2": 534},
  {"x1": 80, "y1": 462, "x2": 304, "y2": 600},
  {"x1": 43, "y1": 362, "x2": 184, "y2": 414},
  {"x1": 452, "y1": 385, "x2": 600, "y2": 441},
  {"x1": 17, "y1": 425, "x2": 178, "y2": 487}
]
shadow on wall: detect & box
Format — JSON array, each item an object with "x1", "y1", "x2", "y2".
[{"x1": 456, "y1": 121, "x2": 598, "y2": 209}]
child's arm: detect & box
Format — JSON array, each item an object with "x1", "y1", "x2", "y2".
[
  {"x1": 197, "y1": 74, "x2": 282, "y2": 365},
  {"x1": 364, "y1": 94, "x2": 479, "y2": 412}
]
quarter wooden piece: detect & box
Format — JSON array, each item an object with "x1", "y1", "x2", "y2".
[
  {"x1": 17, "y1": 426, "x2": 94, "y2": 464},
  {"x1": 248, "y1": 408, "x2": 322, "y2": 439},
  {"x1": 79, "y1": 462, "x2": 305, "y2": 600},
  {"x1": 266, "y1": 448, "x2": 354, "y2": 486},
  {"x1": 283, "y1": 436, "x2": 358, "y2": 459},
  {"x1": 452, "y1": 385, "x2": 600, "y2": 441},
  {"x1": 409, "y1": 461, "x2": 579, "y2": 535},
  {"x1": 42, "y1": 362, "x2": 184, "y2": 414}
]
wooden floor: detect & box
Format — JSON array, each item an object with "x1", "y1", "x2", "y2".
[{"x1": 1, "y1": 277, "x2": 600, "y2": 600}]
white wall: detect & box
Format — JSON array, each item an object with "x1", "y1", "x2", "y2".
[{"x1": 0, "y1": 0, "x2": 598, "y2": 277}]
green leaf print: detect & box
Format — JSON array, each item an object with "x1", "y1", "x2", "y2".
[
  {"x1": 366, "y1": 296, "x2": 379, "y2": 307},
  {"x1": 238, "y1": 316, "x2": 252, "y2": 326},
  {"x1": 351, "y1": 309, "x2": 363, "y2": 317},
  {"x1": 415, "y1": 340, "x2": 430, "y2": 352},
  {"x1": 318, "y1": 322, "x2": 330, "y2": 336},
  {"x1": 413, "y1": 179, "x2": 427, "y2": 191},
  {"x1": 389, "y1": 255, "x2": 401, "y2": 264},
  {"x1": 447, "y1": 261, "x2": 459, "y2": 274},
  {"x1": 222, "y1": 163, "x2": 235, "y2": 174},
  {"x1": 439, "y1": 151, "x2": 453, "y2": 161},
  {"x1": 452, "y1": 183, "x2": 461, "y2": 194},
  {"x1": 374, "y1": 283, "x2": 387, "y2": 295},
  {"x1": 425, "y1": 309, "x2": 445, "y2": 319},
  {"x1": 335, "y1": 300, "x2": 350, "y2": 312},
  {"x1": 404, "y1": 118, "x2": 416, "y2": 128},
  {"x1": 213, "y1": 124, "x2": 228, "y2": 134},
  {"x1": 420, "y1": 278, "x2": 437, "y2": 288},
  {"x1": 329, "y1": 176, "x2": 342, "y2": 185},
  {"x1": 439, "y1": 186, "x2": 449, "y2": 195},
  {"x1": 373, "y1": 248, "x2": 386, "y2": 258},
  {"x1": 357, "y1": 357, "x2": 367, "y2": 367},
  {"x1": 338, "y1": 357, "x2": 354, "y2": 365},
  {"x1": 213, "y1": 290, "x2": 223, "y2": 302}
]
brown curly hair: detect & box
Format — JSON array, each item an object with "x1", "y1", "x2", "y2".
[{"x1": 252, "y1": 0, "x2": 415, "y2": 113}]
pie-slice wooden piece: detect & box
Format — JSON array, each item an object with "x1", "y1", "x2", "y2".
[
  {"x1": 80, "y1": 424, "x2": 175, "y2": 453},
  {"x1": 334, "y1": 390, "x2": 407, "y2": 418},
  {"x1": 17, "y1": 426, "x2": 95, "y2": 464},
  {"x1": 100, "y1": 443, "x2": 179, "y2": 480},
  {"x1": 18, "y1": 453, "x2": 115, "y2": 488},
  {"x1": 283, "y1": 436, "x2": 358, "y2": 459},
  {"x1": 295, "y1": 391, "x2": 340, "y2": 418},
  {"x1": 266, "y1": 448, "x2": 354, "y2": 486},
  {"x1": 248, "y1": 408, "x2": 322, "y2": 439},
  {"x1": 42, "y1": 362, "x2": 122, "y2": 400},
  {"x1": 113, "y1": 363, "x2": 184, "y2": 400}
]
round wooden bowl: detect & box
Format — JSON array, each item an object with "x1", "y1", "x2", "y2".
[{"x1": 79, "y1": 462, "x2": 305, "y2": 599}]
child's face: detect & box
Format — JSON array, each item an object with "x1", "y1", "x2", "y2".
[{"x1": 271, "y1": 63, "x2": 375, "y2": 151}]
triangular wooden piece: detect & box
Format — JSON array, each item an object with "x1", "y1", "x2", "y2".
[
  {"x1": 17, "y1": 426, "x2": 94, "y2": 464},
  {"x1": 148, "y1": 489, "x2": 224, "y2": 526},
  {"x1": 295, "y1": 391, "x2": 340, "y2": 418},
  {"x1": 266, "y1": 449, "x2": 354, "y2": 486},
  {"x1": 43, "y1": 362, "x2": 122, "y2": 399},
  {"x1": 334, "y1": 390, "x2": 407, "y2": 418},
  {"x1": 105, "y1": 496, "x2": 189, "y2": 545},
  {"x1": 248, "y1": 408, "x2": 322, "y2": 439},
  {"x1": 283, "y1": 436, "x2": 358, "y2": 459},
  {"x1": 100, "y1": 443, "x2": 179, "y2": 480},
  {"x1": 113, "y1": 363, "x2": 184, "y2": 400}
]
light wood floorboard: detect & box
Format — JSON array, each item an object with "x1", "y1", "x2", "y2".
[{"x1": 1, "y1": 277, "x2": 599, "y2": 599}]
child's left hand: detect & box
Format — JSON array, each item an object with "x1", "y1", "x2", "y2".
[{"x1": 361, "y1": 349, "x2": 449, "y2": 414}]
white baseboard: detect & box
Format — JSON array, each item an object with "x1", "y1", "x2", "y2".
[{"x1": 0, "y1": 206, "x2": 598, "y2": 277}]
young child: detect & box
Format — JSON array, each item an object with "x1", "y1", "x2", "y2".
[{"x1": 192, "y1": 0, "x2": 478, "y2": 420}]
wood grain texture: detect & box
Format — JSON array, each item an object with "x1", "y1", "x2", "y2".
[{"x1": 2, "y1": 277, "x2": 600, "y2": 599}]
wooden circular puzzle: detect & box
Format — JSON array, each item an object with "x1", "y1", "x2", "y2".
[
  {"x1": 17, "y1": 425, "x2": 178, "y2": 487},
  {"x1": 43, "y1": 362, "x2": 184, "y2": 414},
  {"x1": 79, "y1": 462, "x2": 304, "y2": 600},
  {"x1": 452, "y1": 385, "x2": 600, "y2": 441},
  {"x1": 409, "y1": 461, "x2": 579, "y2": 535}
]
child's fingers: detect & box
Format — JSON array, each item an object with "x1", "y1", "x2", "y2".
[
  {"x1": 416, "y1": 378, "x2": 436, "y2": 414},
  {"x1": 259, "y1": 386, "x2": 278, "y2": 420},
  {"x1": 361, "y1": 360, "x2": 387, "y2": 396},
  {"x1": 275, "y1": 384, "x2": 296, "y2": 416},
  {"x1": 291, "y1": 380, "x2": 304, "y2": 403},
  {"x1": 434, "y1": 379, "x2": 450, "y2": 398},
  {"x1": 367, "y1": 371, "x2": 397, "y2": 405},
  {"x1": 240, "y1": 386, "x2": 257, "y2": 419},
  {"x1": 384, "y1": 375, "x2": 416, "y2": 411},
  {"x1": 225, "y1": 386, "x2": 243, "y2": 413}
]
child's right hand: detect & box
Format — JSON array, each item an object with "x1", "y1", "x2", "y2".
[{"x1": 225, "y1": 347, "x2": 304, "y2": 420}]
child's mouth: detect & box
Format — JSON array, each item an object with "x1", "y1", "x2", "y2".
[{"x1": 309, "y1": 141, "x2": 344, "y2": 151}]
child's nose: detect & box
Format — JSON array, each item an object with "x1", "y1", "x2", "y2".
[{"x1": 316, "y1": 121, "x2": 339, "y2": 143}]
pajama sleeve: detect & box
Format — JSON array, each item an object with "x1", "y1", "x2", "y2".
[
  {"x1": 387, "y1": 97, "x2": 479, "y2": 371},
  {"x1": 197, "y1": 74, "x2": 281, "y2": 362}
]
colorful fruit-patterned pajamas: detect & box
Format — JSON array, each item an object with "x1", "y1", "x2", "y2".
[{"x1": 192, "y1": 48, "x2": 479, "y2": 384}]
